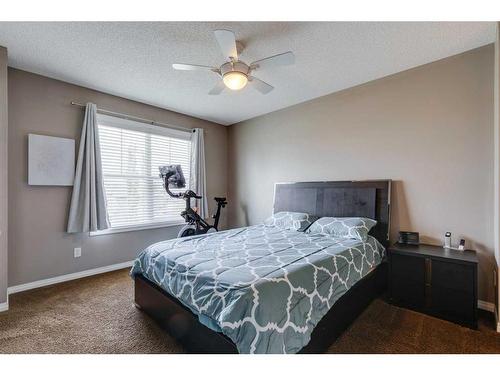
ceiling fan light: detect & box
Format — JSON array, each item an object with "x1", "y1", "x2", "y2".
[{"x1": 223, "y1": 71, "x2": 248, "y2": 90}]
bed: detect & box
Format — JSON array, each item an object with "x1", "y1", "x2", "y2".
[{"x1": 132, "y1": 180, "x2": 391, "y2": 354}]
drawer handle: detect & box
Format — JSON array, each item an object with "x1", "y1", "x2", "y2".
[
  {"x1": 425, "y1": 258, "x2": 432, "y2": 308},
  {"x1": 425, "y1": 258, "x2": 432, "y2": 286}
]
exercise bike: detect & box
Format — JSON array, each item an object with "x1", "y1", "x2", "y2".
[{"x1": 159, "y1": 165, "x2": 227, "y2": 238}]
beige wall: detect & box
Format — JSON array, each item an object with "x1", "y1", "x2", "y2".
[
  {"x1": 8, "y1": 68, "x2": 228, "y2": 287},
  {"x1": 0, "y1": 47, "x2": 7, "y2": 305},
  {"x1": 228, "y1": 45, "x2": 495, "y2": 303}
]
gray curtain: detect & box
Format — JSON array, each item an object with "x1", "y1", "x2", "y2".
[
  {"x1": 189, "y1": 128, "x2": 208, "y2": 219},
  {"x1": 67, "y1": 103, "x2": 109, "y2": 233}
]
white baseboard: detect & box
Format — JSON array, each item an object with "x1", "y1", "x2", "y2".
[
  {"x1": 0, "y1": 301, "x2": 8, "y2": 312},
  {"x1": 478, "y1": 300, "x2": 496, "y2": 313},
  {"x1": 7, "y1": 260, "x2": 134, "y2": 295}
]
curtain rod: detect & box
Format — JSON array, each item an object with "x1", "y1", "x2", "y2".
[{"x1": 70, "y1": 101, "x2": 194, "y2": 133}]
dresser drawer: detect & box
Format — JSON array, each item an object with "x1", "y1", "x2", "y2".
[
  {"x1": 390, "y1": 253, "x2": 425, "y2": 283},
  {"x1": 430, "y1": 285, "x2": 475, "y2": 324},
  {"x1": 390, "y1": 277, "x2": 426, "y2": 309},
  {"x1": 430, "y1": 259, "x2": 474, "y2": 293}
]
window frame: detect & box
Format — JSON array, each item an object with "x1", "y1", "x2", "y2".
[{"x1": 90, "y1": 114, "x2": 192, "y2": 236}]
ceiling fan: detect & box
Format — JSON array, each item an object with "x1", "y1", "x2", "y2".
[{"x1": 172, "y1": 29, "x2": 295, "y2": 95}]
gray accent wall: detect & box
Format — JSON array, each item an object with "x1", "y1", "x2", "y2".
[
  {"x1": 8, "y1": 68, "x2": 228, "y2": 287},
  {"x1": 0, "y1": 47, "x2": 7, "y2": 305},
  {"x1": 228, "y1": 45, "x2": 496, "y2": 303}
]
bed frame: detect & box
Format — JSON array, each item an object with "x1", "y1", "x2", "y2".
[{"x1": 134, "y1": 180, "x2": 392, "y2": 353}]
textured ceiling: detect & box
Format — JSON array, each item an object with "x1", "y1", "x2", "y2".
[{"x1": 0, "y1": 22, "x2": 496, "y2": 125}]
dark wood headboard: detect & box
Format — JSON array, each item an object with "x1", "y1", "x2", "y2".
[{"x1": 273, "y1": 180, "x2": 392, "y2": 246}]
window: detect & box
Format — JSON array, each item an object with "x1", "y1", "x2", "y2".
[{"x1": 96, "y1": 114, "x2": 191, "y2": 233}]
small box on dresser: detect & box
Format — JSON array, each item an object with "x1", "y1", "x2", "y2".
[{"x1": 388, "y1": 243, "x2": 478, "y2": 329}]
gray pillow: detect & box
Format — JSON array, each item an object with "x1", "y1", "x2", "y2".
[
  {"x1": 264, "y1": 211, "x2": 318, "y2": 232},
  {"x1": 306, "y1": 217, "x2": 377, "y2": 241}
]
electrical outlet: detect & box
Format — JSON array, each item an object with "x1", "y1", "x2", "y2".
[{"x1": 74, "y1": 247, "x2": 81, "y2": 258}]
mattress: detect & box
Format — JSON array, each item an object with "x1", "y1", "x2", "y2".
[{"x1": 130, "y1": 224, "x2": 385, "y2": 354}]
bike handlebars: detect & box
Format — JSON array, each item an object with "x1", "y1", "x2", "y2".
[
  {"x1": 160, "y1": 171, "x2": 183, "y2": 199},
  {"x1": 160, "y1": 170, "x2": 202, "y2": 200}
]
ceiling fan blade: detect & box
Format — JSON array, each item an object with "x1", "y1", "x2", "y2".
[
  {"x1": 172, "y1": 63, "x2": 219, "y2": 73},
  {"x1": 208, "y1": 80, "x2": 226, "y2": 95},
  {"x1": 248, "y1": 76, "x2": 274, "y2": 94},
  {"x1": 250, "y1": 51, "x2": 295, "y2": 70},
  {"x1": 214, "y1": 29, "x2": 238, "y2": 61}
]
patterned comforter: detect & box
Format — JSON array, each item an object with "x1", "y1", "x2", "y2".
[{"x1": 130, "y1": 224, "x2": 385, "y2": 354}]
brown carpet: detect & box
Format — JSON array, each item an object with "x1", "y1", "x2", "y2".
[{"x1": 0, "y1": 268, "x2": 499, "y2": 354}]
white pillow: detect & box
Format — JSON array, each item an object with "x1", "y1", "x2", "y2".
[
  {"x1": 264, "y1": 211, "x2": 318, "y2": 232},
  {"x1": 306, "y1": 217, "x2": 377, "y2": 241}
]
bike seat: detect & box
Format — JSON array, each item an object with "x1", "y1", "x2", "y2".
[{"x1": 214, "y1": 197, "x2": 227, "y2": 202}]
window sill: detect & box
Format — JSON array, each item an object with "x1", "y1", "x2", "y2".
[{"x1": 89, "y1": 221, "x2": 186, "y2": 237}]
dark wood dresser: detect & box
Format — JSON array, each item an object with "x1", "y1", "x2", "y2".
[{"x1": 388, "y1": 243, "x2": 478, "y2": 329}]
